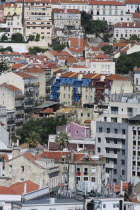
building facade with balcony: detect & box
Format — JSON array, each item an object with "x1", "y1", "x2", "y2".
[
  {"x1": 50, "y1": 72, "x2": 133, "y2": 106},
  {"x1": 0, "y1": 71, "x2": 39, "y2": 114},
  {"x1": 24, "y1": 1, "x2": 52, "y2": 44}
]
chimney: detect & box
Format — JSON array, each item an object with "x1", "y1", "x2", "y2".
[
  {"x1": 24, "y1": 183, "x2": 27, "y2": 194},
  {"x1": 134, "y1": 22, "x2": 136, "y2": 27}
]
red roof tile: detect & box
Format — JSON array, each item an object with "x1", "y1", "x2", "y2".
[
  {"x1": 9, "y1": 180, "x2": 39, "y2": 194},
  {"x1": 49, "y1": 51, "x2": 71, "y2": 56},
  {"x1": 1, "y1": 83, "x2": 21, "y2": 91},
  {"x1": 89, "y1": 1, "x2": 125, "y2": 5},
  {"x1": 14, "y1": 71, "x2": 36, "y2": 78},
  {"x1": 25, "y1": 66, "x2": 45, "y2": 73},
  {"x1": 114, "y1": 22, "x2": 140, "y2": 28},
  {"x1": 0, "y1": 186, "x2": 18, "y2": 195},
  {"x1": 134, "y1": 67, "x2": 140, "y2": 71},
  {"x1": 12, "y1": 64, "x2": 27, "y2": 70},
  {"x1": 69, "y1": 38, "x2": 88, "y2": 48},
  {"x1": 106, "y1": 74, "x2": 130, "y2": 80},
  {"x1": 126, "y1": 0, "x2": 140, "y2": 4},
  {"x1": 94, "y1": 53, "x2": 110, "y2": 59},
  {"x1": 133, "y1": 13, "x2": 140, "y2": 18},
  {"x1": 53, "y1": 8, "x2": 80, "y2": 14}
]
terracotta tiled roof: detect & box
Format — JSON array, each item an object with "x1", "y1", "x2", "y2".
[
  {"x1": 52, "y1": 8, "x2": 80, "y2": 14},
  {"x1": 106, "y1": 74, "x2": 130, "y2": 80},
  {"x1": 14, "y1": 71, "x2": 36, "y2": 78},
  {"x1": 1, "y1": 83, "x2": 21, "y2": 91},
  {"x1": 133, "y1": 13, "x2": 140, "y2": 18},
  {"x1": 4, "y1": 3, "x2": 18, "y2": 7},
  {"x1": 125, "y1": 0, "x2": 140, "y2": 4},
  {"x1": 67, "y1": 56, "x2": 77, "y2": 63},
  {"x1": 114, "y1": 22, "x2": 140, "y2": 28},
  {"x1": 69, "y1": 38, "x2": 88, "y2": 48},
  {"x1": 94, "y1": 53, "x2": 110, "y2": 59},
  {"x1": 91, "y1": 46, "x2": 102, "y2": 51},
  {"x1": 9, "y1": 180, "x2": 39, "y2": 194},
  {"x1": 107, "y1": 182, "x2": 129, "y2": 193},
  {"x1": 3, "y1": 52, "x2": 22, "y2": 56},
  {"x1": 38, "y1": 151, "x2": 71, "y2": 160},
  {"x1": 12, "y1": 64, "x2": 27, "y2": 70},
  {"x1": 23, "y1": 153, "x2": 44, "y2": 168},
  {"x1": 113, "y1": 42, "x2": 128, "y2": 47},
  {"x1": 83, "y1": 73, "x2": 104, "y2": 79},
  {"x1": 89, "y1": 1, "x2": 125, "y2": 5},
  {"x1": 49, "y1": 51, "x2": 71, "y2": 56},
  {"x1": 25, "y1": 66, "x2": 45, "y2": 73},
  {"x1": 0, "y1": 186, "x2": 18, "y2": 195},
  {"x1": 60, "y1": 72, "x2": 83, "y2": 78},
  {"x1": 134, "y1": 67, "x2": 140, "y2": 71},
  {"x1": 68, "y1": 48, "x2": 84, "y2": 53}
]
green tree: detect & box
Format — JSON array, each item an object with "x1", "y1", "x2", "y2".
[
  {"x1": 55, "y1": 132, "x2": 69, "y2": 150},
  {"x1": 103, "y1": 33, "x2": 111, "y2": 42},
  {"x1": 49, "y1": 38, "x2": 66, "y2": 51},
  {"x1": 0, "y1": 56, "x2": 10, "y2": 74},
  {"x1": 28, "y1": 34, "x2": 35, "y2": 41},
  {"x1": 81, "y1": 11, "x2": 108, "y2": 34},
  {"x1": 16, "y1": 116, "x2": 67, "y2": 145},
  {"x1": 116, "y1": 51, "x2": 140, "y2": 74},
  {"x1": 28, "y1": 46, "x2": 48, "y2": 55},
  {"x1": 101, "y1": 45, "x2": 113, "y2": 54},
  {"x1": 1, "y1": 34, "x2": 8, "y2": 42},
  {"x1": 35, "y1": 33, "x2": 40, "y2": 42},
  {"x1": 11, "y1": 33, "x2": 25, "y2": 42},
  {"x1": 129, "y1": 34, "x2": 140, "y2": 42},
  {"x1": 25, "y1": 131, "x2": 41, "y2": 148}
]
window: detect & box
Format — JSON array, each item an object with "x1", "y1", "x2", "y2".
[
  {"x1": 107, "y1": 128, "x2": 110, "y2": 133},
  {"x1": 9, "y1": 165, "x2": 12, "y2": 173},
  {"x1": 114, "y1": 129, "x2": 118, "y2": 134},
  {"x1": 111, "y1": 118, "x2": 117, "y2": 122},
  {"x1": 122, "y1": 129, "x2": 126, "y2": 135},
  {"x1": 98, "y1": 138, "x2": 101, "y2": 143},
  {"x1": 98, "y1": 147, "x2": 101, "y2": 153},
  {"x1": 77, "y1": 167, "x2": 80, "y2": 172},
  {"x1": 91, "y1": 177, "x2": 95, "y2": 182},
  {"x1": 21, "y1": 166, "x2": 24, "y2": 172},
  {"x1": 114, "y1": 169, "x2": 117, "y2": 174},
  {"x1": 84, "y1": 177, "x2": 88, "y2": 181},
  {"x1": 103, "y1": 204, "x2": 106, "y2": 208},
  {"x1": 121, "y1": 160, "x2": 125, "y2": 165},
  {"x1": 99, "y1": 127, "x2": 102, "y2": 133},
  {"x1": 122, "y1": 170, "x2": 125, "y2": 175}
]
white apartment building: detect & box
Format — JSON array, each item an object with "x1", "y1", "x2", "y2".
[
  {"x1": 114, "y1": 22, "x2": 140, "y2": 40},
  {"x1": 51, "y1": 1, "x2": 133, "y2": 25},
  {"x1": 52, "y1": 8, "x2": 81, "y2": 29},
  {"x1": 69, "y1": 60, "x2": 115, "y2": 75},
  {"x1": 125, "y1": 0, "x2": 140, "y2": 14}
]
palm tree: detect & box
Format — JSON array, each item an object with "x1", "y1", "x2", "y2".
[
  {"x1": 25, "y1": 131, "x2": 41, "y2": 148},
  {"x1": 55, "y1": 132, "x2": 69, "y2": 150}
]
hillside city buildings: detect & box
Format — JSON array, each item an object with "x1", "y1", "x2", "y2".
[{"x1": 0, "y1": 0, "x2": 140, "y2": 209}]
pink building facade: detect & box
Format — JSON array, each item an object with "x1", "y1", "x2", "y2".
[
  {"x1": 66, "y1": 122, "x2": 90, "y2": 138},
  {"x1": 0, "y1": 6, "x2": 4, "y2": 22}
]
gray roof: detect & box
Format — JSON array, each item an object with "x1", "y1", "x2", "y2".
[
  {"x1": 129, "y1": 115, "x2": 140, "y2": 121},
  {"x1": 34, "y1": 101, "x2": 59, "y2": 109}
]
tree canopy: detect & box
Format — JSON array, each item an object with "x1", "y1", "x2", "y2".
[
  {"x1": 116, "y1": 51, "x2": 140, "y2": 74},
  {"x1": 25, "y1": 131, "x2": 41, "y2": 148},
  {"x1": 101, "y1": 45, "x2": 113, "y2": 54},
  {"x1": 129, "y1": 34, "x2": 140, "y2": 42},
  {"x1": 17, "y1": 115, "x2": 67, "y2": 145},
  {"x1": 55, "y1": 132, "x2": 69, "y2": 150},
  {"x1": 81, "y1": 11, "x2": 108, "y2": 34},
  {"x1": 1, "y1": 34, "x2": 8, "y2": 42},
  {"x1": 11, "y1": 33, "x2": 25, "y2": 42},
  {"x1": 28, "y1": 46, "x2": 48, "y2": 55},
  {"x1": 49, "y1": 38, "x2": 66, "y2": 51}
]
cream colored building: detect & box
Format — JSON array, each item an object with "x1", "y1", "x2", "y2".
[
  {"x1": 4, "y1": 3, "x2": 23, "y2": 38},
  {"x1": 24, "y1": 2, "x2": 52, "y2": 44},
  {"x1": 3, "y1": 152, "x2": 59, "y2": 188}
]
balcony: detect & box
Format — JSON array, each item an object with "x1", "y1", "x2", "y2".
[
  {"x1": 106, "y1": 153, "x2": 117, "y2": 159},
  {"x1": 48, "y1": 166, "x2": 59, "y2": 174},
  {"x1": 105, "y1": 143, "x2": 122, "y2": 149},
  {"x1": 24, "y1": 82, "x2": 39, "y2": 87},
  {"x1": 105, "y1": 163, "x2": 114, "y2": 169}
]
